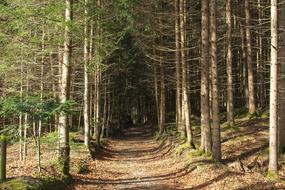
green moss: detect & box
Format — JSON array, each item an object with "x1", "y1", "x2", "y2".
[
  {"x1": 175, "y1": 142, "x2": 193, "y2": 156},
  {"x1": 0, "y1": 135, "x2": 7, "y2": 142},
  {"x1": 267, "y1": 171, "x2": 279, "y2": 181},
  {"x1": 261, "y1": 111, "x2": 269, "y2": 119},
  {"x1": 0, "y1": 176, "x2": 65, "y2": 190},
  {"x1": 248, "y1": 109, "x2": 269, "y2": 120},
  {"x1": 229, "y1": 125, "x2": 239, "y2": 132}
]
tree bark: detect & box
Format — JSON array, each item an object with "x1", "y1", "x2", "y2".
[
  {"x1": 19, "y1": 48, "x2": 23, "y2": 162},
  {"x1": 180, "y1": 0, "x2": 194, "y2": 146},
  {"x1": 23, "y1": 64, "x2": 29, "y2": 163},
  {"x1": 175, "y1": 0, "x2": 183, "y2": 137},
  {"x1": 240, "y1": 22, "x2": 249, "y2": 107},
  {"x1": 58, "y1": 0, "x2": 73, "y2": 176},
  {"x1": 226, "y1": 0, "x2": 234, "y2": 126},
  {"x1": 245, "y1": 0, "x2": 256, "y2": 114},
  {"x1": 278, "y1": 0, "x2": 285, "y2": 153},
  {"x1": 159, "y1": 55, "x2": 166, "y2": 135},
  {"x1": 201, "y1": 0, "x2": 212, "y2": 153},
  {"x1": 154, "y1": 64, "x2": 160, "y2": 128},
  {"x1": 84, "y1": 0, "x2": 90, "y2": 147},
  {"x1": 210, "y1": 0, "x2": 221, "y2": 160},
  {"x1": 269, "y1": 0, "x2": 278, "y2": 174}
]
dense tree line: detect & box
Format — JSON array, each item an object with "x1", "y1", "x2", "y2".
[{"x1": 0, "y1": 0, "x2": 284, "y2": 177}]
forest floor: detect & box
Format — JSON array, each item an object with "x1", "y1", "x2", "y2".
[
  {"x1": 3, "y1": 116, "x2": 285, "y2": 190},
  {"x1": 68, "y1": 118, "x2": 285, "y2": 190}
]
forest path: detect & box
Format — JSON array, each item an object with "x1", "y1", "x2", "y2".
[{"x1": 68, "y1": 126, "x2": 191, "y2": 190}]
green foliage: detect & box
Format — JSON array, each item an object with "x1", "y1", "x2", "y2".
[
  {"x1": 0, "y1": 95, "x2": 78, "y2": 119},
  {"x1": 0, "y1": 96, "x2": 21, "y2": 117},
  {"x1": 52, "y1": 100, "x2": 79, "y2": 116}
]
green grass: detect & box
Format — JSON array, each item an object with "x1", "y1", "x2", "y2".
[{"x1": 0, "y1": 176, "x2": 65, "y2": 190}]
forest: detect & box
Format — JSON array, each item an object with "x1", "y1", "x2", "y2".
[{"x1": 0, "y1": 0, "x2": 285, "y2": 189}]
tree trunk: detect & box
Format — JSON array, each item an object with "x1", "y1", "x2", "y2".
[
  {"x1": 210, "y1": 0, "x2": 221, "y2": 160},
  {"x1": 84, "y1": 0, "x2": 90, "y2": 147},
  {"x1": 175, "y1": 0, "x2": 183, "y2": 137},
  {"x1": 257, "y1": 0, "x2": 265, "y2": 108},
  {"x1": 158, "y1": 10, "x2": 165, "y2": 135},
  {"x1": 159, "y1": 56, "x2": 166, "y2": 135},
  {"x1": 37, "y1": 29, "x2": 45, "y2": 173},
  {"x1": 180, "y1": 0, "x2": 194, "y2": 146},
  {"x1": 23, "y1": 64, "x2": 29, "y2": 163},
  {"x1": 269, "y1": 0, "x2": 278, "y2": 175},
  {"x1": 154, "y1": 64, "x2": 160, "y2": 128},
  {"x1": 102, "y1": 77, "x2": 107, "y2": 139},
  {"x1": 58, "y1": 0, "x2": 73, "y2": 176},
  {"x1": 226, "y1": 0, "x2": 234, "y2": 126},
  {"x1": 278, "y1": 0, "x2": 285, "y2": 154},
  {"x1": 19, "y1": 49, "x2": 23, "y2": 162},
  {"x1": 240, "y1": 22, "x2": 249, "y2": 107},
  {"x1": 201, "y1": 0, "x2": 212, "y2": 153},
  {"x1": 245, "y1": 0, "x2": 256, "y2": 114}
]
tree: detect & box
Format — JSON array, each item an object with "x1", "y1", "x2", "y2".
[
  {"x1": 279, "y1": 0, "x2": 285, "y2": 154},
  {"x1": 210, "y1": 0, "x2": 221, "y2": 160},
  {"x1": 84, "y1": 0, "x2": 90, "y2": 147},
  {"x1": 268, "y1": 0, "x2": 278, "y2": 175},
  {"x1": 175, "y1": 0, "x2": 183, "y2": 138},
  {"x1": 245, "y1": 0, "x2": 256, "y2": 114},
  {"x1": 201, "y1": 0, "x2": 212, "y2": 153},
  {"x1": 226, "y1": 0, "x2": 234, "y2": 126},
  {"x1": 180, "y1": 0, "x2": 194, "y2": 147},
  {"x1": 58, "y1": 0, "x2": 73, "y2": 176}
]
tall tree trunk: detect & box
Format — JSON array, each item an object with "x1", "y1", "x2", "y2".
[
  {"x1": 102, "y1": 77, "x2": 107, "y2": 139},
  {"x1": 94, "y1": 0, "x2": 102, "y2": 145},
  {"x1": 278, "y1": 0, "x2": 285, "y2": 153},
  {"x1": 257, "y1": 0, "x2": 265, "y2": 108},
  {"x1": 226, "y1": 0, "x2": 234, "y2": 126},
  {"x1": 58, "y1": 0, "x2": 73, "y2": 176},
  {"x1": 84, "y1": 0, "x2": 90, "y2": 147},
  {"x1": 50, "y1": 50, "x2": 57, "y2": 133},
  {"x1": 240, "y1": 22, "x2": 249, "y2": 107},
  {"x1": 158, "y1": 9, "x2": 165, "y2": 135},
  {"x1": 23, "y1": 64, "x2": 29, "y2": 163},
  {"x1": 201, "y1": 0, "x2": 211, "y2": 153},
  {"x1": 245, "y1": 0, "x2": 256, "y2": 114},
  {"x1": 154, "y1": 64, "x2": 160, "y2": 128},
  {"x1": 175, "y1": 0, "x2": 183, "y2": 137},
  {"x1": 269, "y1": 0, "x2": 278, "y2": 175},
  {"x1": 180, "y1": 0, "x2": 194, "y2": 146},
  {"x1": 210, "y1": 0, "x2": 221, "y2": 160},
  {"x1": 19, "y1": 48, "x2": 23, "y2": 162},
  {"x1": 37, "y1": 29, "x2": 45, "y2": 173},
  {"x1": 159, "y1": 56, "x2": 165, "y2": 135}
]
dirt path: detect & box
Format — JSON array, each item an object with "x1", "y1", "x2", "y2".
[
  {"x1": 68, "y1": 126, "x2": 191, "y2": 190},
  {"x1": 68, "y1": 124, "x2": 285, "y2": 190}
]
